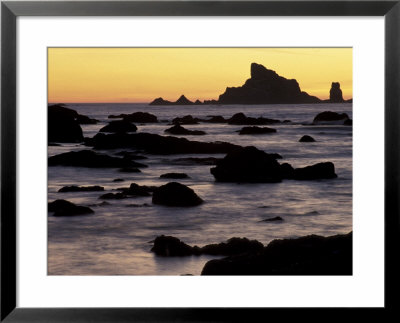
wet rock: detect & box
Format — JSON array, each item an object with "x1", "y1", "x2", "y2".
[
  {"x1": 238, "y1": 126, "x2": 277, "y2": 135},
  {"x1": 48, "y1": 150, "x2": 135, "y2": 168},
  {"x1": 200, "y1": 237, "x2": 264, "y2": 256},
  {"x1": 117, "y1": 183, "x2": 152, "y2": 196},
  {"x1": 76, "y1": 114, "x2": 98, "y2": 124},
  {"x1": 280, "y1": 163, "x2": 295, "y2": 179},
  {"x1": 118, "y1": 167, "x2": 141, "y2": 173},
  {"x1": 218, "y1": 63, "x2": 321, "y2": 104},
  {"x1": 293, "y1": 162, "x2": 337, "y2": 180},
  {"x1": 299, "y1": 135, "x2": 315, "y2": 142},
  {"x1": 48, "y1": 104, "x2": 84, "y2": 143},
  {"x1": 113, "y1": 178, "x2": 125, "y2": 182},
  {"x1": 165, "y1": 124, "x2": 206, "y2": 135},
  {"x1": 312, "y1": 111, "x2": 350, "y2": 125},
  {"x1": 99, "y1": 192, "x2": 128, "y2": 200},
  {"x1": 122, "y1": 112, "x2": 158, "y2": 123},
  {"x1": 90, "y1": 132, "x2": 241, "y2": 154},
  {"x1": 228, "y1": 112, "x2": 281, "y2": 125},
  {"x1": 152, "y1": 182, "x2": 203, "y2": 206},
  {"x1": 99, "y1": 120, "x2": 137, "y2": 133},
  {"x1": 203, "y1": 115, "x2": 227, "y2": 123},
  {"x1": 344, "y1": 119, "x2": 353, "y2": 126},
  {"x1": 172, "y1": 115, "x2": 200, "y2": 125},
  {"x1": 58, "y1": 185, "x2": 104, "y2": 192},
  {"x1": 151, "y1": 235, "x2": 199, "y2": 256},
  {"x1": 48, "y1": 199, "x2": 94, "y2": 216},
  {"x1": 210, "y1": 146, "x2": 282, "y2": 183},
  {"x1": 201, "y1": 232, "x2": 352, "y2": 275},
  {"x1": 160, "y1": 173, "x2": 190, "y2": 179},
  {"x1": 169, "y1": 157, "x2": 220, "y2": 166}
]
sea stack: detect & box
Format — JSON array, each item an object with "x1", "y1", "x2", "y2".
[{"x1": 329, "y1": 82, "x2": 344, "y2": 102}]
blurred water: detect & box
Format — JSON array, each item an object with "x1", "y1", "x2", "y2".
[{"x1": 48, "y1": 103, "x2": 352, "y2": 275}]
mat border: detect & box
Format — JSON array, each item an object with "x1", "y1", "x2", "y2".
[{"x1": 2, "y1": 1, "x2": 399, "y2": 321}]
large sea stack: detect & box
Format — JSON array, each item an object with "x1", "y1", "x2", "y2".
[
  {"x1": 329, "y1": 82, "x2": 344, "y2": 102},
  {"x1": 217, "y1": 63, "x2": 321, "y2": 104}
]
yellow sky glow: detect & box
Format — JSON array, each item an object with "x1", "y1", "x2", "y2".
[{"x1": 48, "y1": 48, "x2": 352, "y2": 103}]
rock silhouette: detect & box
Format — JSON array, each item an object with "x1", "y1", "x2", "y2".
[
  {"x1": 109, "y1": 112, "x2": 158, "y2": 123},
  {"x1": 99, "y1": 120, "x2": 138, "y2": 133},
  {"x1": 165, "y1": 124, "x2": 206, "y2": 136},
  {"x1": 329, "y1": 82, "x2": 344, "y2": 102},
  {"x1": 58, "y1": 185, "x2": 104, "y2": 192},
  {"x1": 313, "y1": 111, "x2": 351, "y2": 125},
  {"x1": 149, "y1": 95, "x2": 195, "y2": 105},
  {"x1": 218, "y1": 63, "x2": 321, "y2": 104},
  {"x1": 48, "y1": 104, "x2": 84, "y2": 143},
  {"x1": 48, "y1": 199, "x2": 94, "y2": 216},
  {"x1": 299, "y1": 135, "x2": 316, "y2": 142},
  {"x1": 228, "y1": 112, "x2": 281, "y2": 125},
  {"x1": 152, "y1": 182, "x2": 203, "y2": 206},
  {"x1": 238, "y1": 126, "x2": 277, "y2": 135}
]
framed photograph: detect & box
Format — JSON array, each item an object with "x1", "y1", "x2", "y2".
[{"x1": 1, "y1": 0, "x2": 399, "y2": 321}]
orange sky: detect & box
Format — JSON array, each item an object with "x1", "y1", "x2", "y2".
[{"x1": 48, "y1": 48, "x2": 352, "y2": 103}]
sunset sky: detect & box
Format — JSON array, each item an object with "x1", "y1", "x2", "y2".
[{"x1": 48, "y1": 48, "x2": 352, "y2": 103}]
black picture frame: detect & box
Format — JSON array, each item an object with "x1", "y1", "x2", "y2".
[{"x1": 1, "y1": 1, "x2": 399, "y2": 321}]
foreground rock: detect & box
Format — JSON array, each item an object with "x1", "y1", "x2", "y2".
[
  {"x1": 228, "y1": 112, "x2": 281, "y2": 125},
  {"x1": 48, "y1": 104, "x2": 84, "y2": 143},
  {"x1": 238, "y1": 126, "x2": 277, "y2": 135},
  {"x1": 152, "y1": 182, "x2": 203, "y2": 206},
  {"x1": 312, "y1": 111, "x2": 351, "y2": 125},
  {"x1": 299, "y1": 135, "x2": 315, "y2": 142},
  {"x1": 89, "y1": 132, "x2": 241, "y2": 154},
  {"x1": 48, "y1": 199, "x2": 94, "y2": 216},
  {"x1": 151, "y1": 236, "x2": 263, "y2": 257},
  {"x1": 58, "y1": 185, "x2": 104, "y2": 192},
  {"x1": 292, "y1": 162, "x2": 337, "y2": 180},
  {"x1": 160, "y1": 173, "x2": 190, "y2": 179},
  {"x1": 48, "y1": 150, "x2": 138, "y2": 168},
  {"x1": 165, "y1": 124, "x2": 206, "y2": 135},
  {"x1": 210, "y1": 146, "x2": 282, "y2": 183},
  {"x1": 218, "y1": 63, "x2": 321, "y2": 104},
  {"x1": 201, "y1": 232, "x2": 352, "y2": 275},
  {"x1": 99, "y1": 120, "x2": 137, "y2": 133}
]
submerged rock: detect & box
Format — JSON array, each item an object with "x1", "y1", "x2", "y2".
[
  {"x1": 99, "y1": 192, "x2": 128, "y2": 200},
  {"x1": 299, "y1": 135, "x2": 316, "y2": 142},
  {"x1": 201, "y1": 232, "x2": 352, "y2": 275},
  {"x1": 48, "y1": 150, "x2": 136, "y2": 168},
  {"x1": 261, "y1": 216, "x2": 284, "y2": 222},
  {"x1": 165, "y1": 124, "x2": 206, "y2": 135},
  {"x1": 99, "y1": 120, "x2": 137, "y2": 133},
  {"x1": 210, "y1": 146, "x2": 282, "y2": 183},
  {"x1": 117, "y1": 183, "x2": 153, "y2": 196},
  {"x1": 152, "y1": 182, "x2": 203, "y2": 206},
  {"x1": 238, "y1": 126, "x2": 277, "y2": 135},
  {"x1": 58, "y1": 185, "x2": 104, "y2": 192},
  {"x1": 160, "y1": 173, "x2": 190, "y2": 179},
  {"x1": 48, "y1": 199, "x2": 94, "y2": 216},
  {"x1": 312, "y1": 111, "x2": 350, "y2": 125}
]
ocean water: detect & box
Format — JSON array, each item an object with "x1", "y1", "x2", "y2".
[{"x1": 48, "y1": 103, "x2": 352, "y2": 275}]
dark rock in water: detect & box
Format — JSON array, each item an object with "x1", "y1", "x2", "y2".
[
  {"x1": 261, "y1": 216, "x2": 284, "y2": 222},
  {"x1": 194, "y1": 99, "x2": 202, "y2": 105},
  {"x1": 160, "y1": 173, "x2": 190, "y2": 179},
  {"x1": 58, "y1": 185, "x2": 104, "y2": 192},
  {"x1": 115, "y1": 151, "x2": 148, "y2": 160},
  {"x1": 113, "y1": 178, "x2": 125, "y2": 182},
  {"x1": 150, "y1": 236, "x2": 263, "y2": 257},
  {"x1": 76, "y1": 114, "x2": 98, "y2": 124},
  {"x1": 48, "y1": 143, "x2": 61, "y2": 146},
  {"x1": 299, "y1": 135, "x2": 315, "y2": 142},
  {"x1": 203, "y1": 115, "x2": 227, "y2": 123},
  {"x1": 329, "y1": 82, "x2": 344, "y2": 103},
  {"x1": 169, "y1": 157, "x2": 220, "y2": 166},
  {"x1": 48, "y1": 104, "x2": 84, "y2": 143},
  {"x1": 99, "y1": 120, "x2": 137, "y2": 133},
  {"x1": 293, "y1": 162, "x2": 337, "y2": 180},
  {"x1": 165, "y1": 124, "x2": 206, "y2": 135},
  {"x1": 149, "y1": 97, "x2": 172, "y2": 105},
  {"x1": 99, "y1": 192, "x2": 128, "y2": 200},
  {"x1": 344, "y1": 119, "x2": 353, "y2": 126},
  {"x1": 200, "y1": 237, "x2": 264, "y2": 256},
  {"x1": 48, "y1": 199, "x2": 94, "y2": 216},
  {"x1": 151, "y1": 235, "x2": 199, "y2": 256},
  {"x1": 280, "y1": 163, "x2": 295, "y2": 179},
  {"x1": 48, "y1": 150, "x2": 135, "y2": 168},
  {"x1": 238, "y1": 126, "x2": 277, "y2": 135},
  {"x1": 172, "y1": 115, "x2": 200, "y2": 125},
  {"x1": 218, "y1": 63, "x2": 321, "y2": 104},
  {"x1": 210, "y1": 146, "x2": 282, "y2": 183},
  {"x1": 126, "y1": 203, "x2": 152, "y2": 207},
  {"x1": 175, "y1": 95, "x2": 194, "y2": 105},
  {"x1": 90, "y1": 132, "x2": 241, "y2": 155},
  {"x1": 118, "y1": 183, "x2": 153, "y2": 196},
  {"x1": 122, "y1": 112, "x2": 158, "y2": 123},
  {"x1": 118, "y1": 167, "x2": 141, "y2": 173},
  {"x1": 312, "y1": 111, "x2": 350, "y2": 125},
  {"x1": 152, "y1": 182, "x2": 203, "y2": 206},
  {"x1": 228, "y1": 112, "x2": 281, "y2": 125},
  {"x1": 201, "y1": 232, "x2": 352, "y2": 275}
]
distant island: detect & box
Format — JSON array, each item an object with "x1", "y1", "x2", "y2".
[{"x1": 149, "y1": 62, "x2": 351, "y2": 105}]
